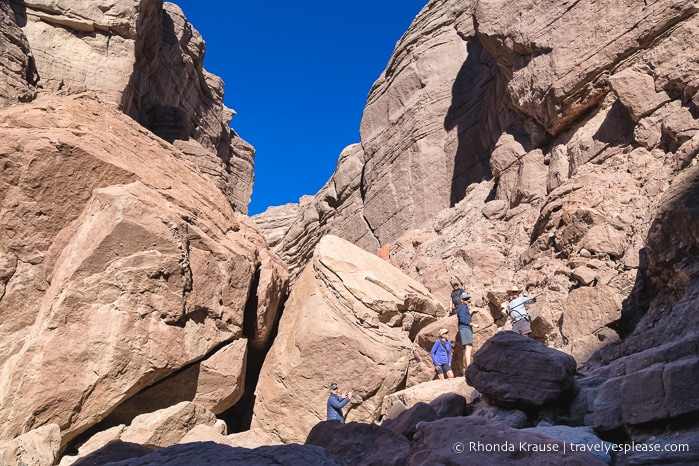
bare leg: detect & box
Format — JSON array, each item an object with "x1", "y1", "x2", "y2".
[
  {"x1": 465, "y1": 344, "x2": 473, "y2": 369},
  {"x1": 446, "y1": 370, "x2": 454, "y2": 379}
]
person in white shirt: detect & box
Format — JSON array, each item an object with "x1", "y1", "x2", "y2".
[{"x1": 507, "y1": 286, "x2": 536, "y2": 337}]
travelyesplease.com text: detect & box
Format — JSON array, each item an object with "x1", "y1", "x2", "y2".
[{"x1": 453, "y1": 440, "x2": 690, "y2": 455}]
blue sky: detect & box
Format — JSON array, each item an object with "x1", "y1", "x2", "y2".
[{"x1": 174, "y1": 1, "x2": 427, "y2": 215}]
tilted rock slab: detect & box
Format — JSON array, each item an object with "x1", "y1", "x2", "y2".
[
  {"x1": 251, "y1": 235, "x2": 444, "y2": 443},
  {"x1": 0, "y1": 94, "x2": 287, "y2": 446},
  {"x1": 11, "y1": 0, "x2": 254, "y2": 211},
  {"x1": 118, "y1": 402, "x2": 218, "y2": 448},
  {"x1": 466, "y1": 332, "x2": 577, "y2": 408}
]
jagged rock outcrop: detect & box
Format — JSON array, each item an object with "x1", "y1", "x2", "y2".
[
  {"x1": 0, "y1": 94, "x2": 287, "y2": 447},
  {"x1": 251, "y1": 235, "x2": 445, "y2": 443},
  {"x1": 7, "y1": 0, "x2": 253, "y2": 211},
  {"x1": 0, "y1": 0, "x2": 37, "y2": 108}
]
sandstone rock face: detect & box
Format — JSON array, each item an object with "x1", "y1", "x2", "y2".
[
  {"x1": 0, "y1": 1, "x2": 37, "y2": 108},
  {"x1": 0, "y1": 94, "x2": 287, "y2": 446},
  {"x1": 306, "y1": 421, "x2": 411, "y2": 466},
  {"x1": 251, "y1": 235, "x2": 444, "y2": 443},
  {"x1": 466, "y1": 332, "x2": 577, "y2": 408},
  {"x1": 474, "y1": 0, "x2": 698, "y2": 135},
  {"x1": 586, "y1": 336, "x2": 698, "y2": 431},
  {"x1": 10, "y1": 0, "x2": 253, "y2": 211},
  {"x1": 0, "y1": 423, "x2": 60, "y2": 466},
  {"x1": 253, "y1": 144, "x2": 377, "y2": 280}
]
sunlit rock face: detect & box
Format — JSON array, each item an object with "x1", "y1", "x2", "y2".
[
  {"x1": 251, "y1": 235, "x2": 444, "y2": 443},
  {"x1": 8, "y1": 0, "x2": 254, "y2": 212},
  {"x1": 0, "y1": 94, "x2": 287, "y2": 446}
]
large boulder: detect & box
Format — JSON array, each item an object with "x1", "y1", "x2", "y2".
[
  {"x1": 0, "y1": 94, "x2": 287, "y2": 446},
  {"x1": 251, "y1": 235, "x2": 444, "y2": 443},
  {"x1": 179, "y1": 426, "x2": 280, "y2": 449},
  {"x1": 382, "y1": 402, "x2": 439, "y2": 441},
  {"x1": 306, "y1": 421, "x2": 410, "y2": 466},
  {"x1": 466, "y1": 332, "x2": 577, "y2": 408}
]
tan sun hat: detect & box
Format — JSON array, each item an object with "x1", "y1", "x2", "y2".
[
  {"x1": 509, "y1": 286, "x2": 521, "y2": 293},
  {"x1": 439, "y1": 328, "x2": 449, "y2": 335}
]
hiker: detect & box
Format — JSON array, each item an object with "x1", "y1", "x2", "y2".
[
  {"x1": 449, "y1": 280, "x2": 465, "y2": 315},
  {"x1": 327, "y1": 382, "x2": 352, "y2": 423},
  {"x1": 507, "y1": 286, "x2": 536, "y2": 337},
  {"x1": 430, "y1": 328, "x2": 454, "y2": 380},
  {"x1": 456, "y1": 292, "x2": 479, "y2": 372}
]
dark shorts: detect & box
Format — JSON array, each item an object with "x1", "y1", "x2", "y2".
[
  {"x1": 513, "y1": 318, "x2": 532, "y2": 335},
  {"x1": 435, "y1": 363, "x2": 452, "y2": 375},
  {"x1": 459, "y1": 326, "x2": 473, "y2": 345}
]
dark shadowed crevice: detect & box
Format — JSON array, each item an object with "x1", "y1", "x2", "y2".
[
  {"x1": 444, "y1": 35, "x2": 499, "y2": 207},
  {"x1": 220, "y1": 266, "x2": 288, "y2": 433}
]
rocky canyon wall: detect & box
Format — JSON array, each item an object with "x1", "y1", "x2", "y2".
[
  {"x1": 6, "y1": 0, "x2": 254, "y2": 212},
  {"x1": 254, "y1": 0, "x2": 699, "y2": 363}
]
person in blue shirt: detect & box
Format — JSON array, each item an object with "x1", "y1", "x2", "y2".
[
  {"x1": 327, "y1": 382, "x2": 352, "y2": 422},
  {"x1": 456, "y1": 292, "x2": 479, "y2": 372},
  {"x1": 430, "y1": 328, "x2": 454, "y2": 379},
  {"x1": 507, "y1": 286, "x2": 535, "y2": 337}
]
